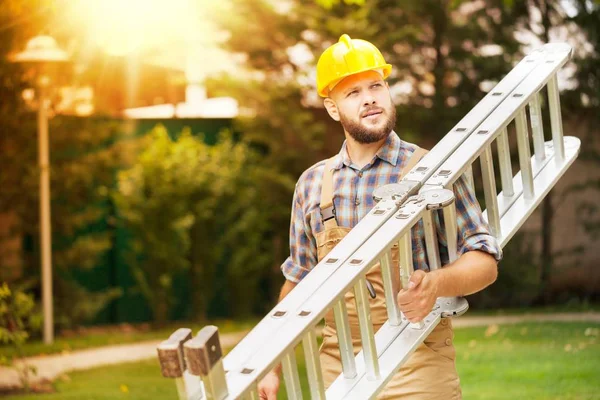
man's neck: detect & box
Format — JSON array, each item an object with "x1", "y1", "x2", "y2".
[{"x1": 344, "y1": 132, "x2": 389, "y2": 169}]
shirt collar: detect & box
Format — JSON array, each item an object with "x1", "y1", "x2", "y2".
[{"x1": 333, "y1": 131, "x2": 401, "y2": 170}]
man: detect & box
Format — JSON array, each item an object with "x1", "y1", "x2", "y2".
[{"x1": 258, "y1": 34, "x2": 501, "y2": 399}]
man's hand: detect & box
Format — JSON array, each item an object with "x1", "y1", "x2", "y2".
[
  {"x1": 396, "y1": 270, "x2": 439, "y2": 323},
  {"x1": 258, "y1": 370, "x2": 280, "y2": 400}
]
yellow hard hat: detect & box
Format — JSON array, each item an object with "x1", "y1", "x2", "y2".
[{"x1": 316, "y1": 34, "x2": 392, "y2": 98}]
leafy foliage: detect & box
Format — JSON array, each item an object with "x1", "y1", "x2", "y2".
[
  {"x1": 0, "y1": 282, "x2": 41, "y2": 390},
  {"x1": 114, "y1": 126, "x2": 263, "y2": 322}
]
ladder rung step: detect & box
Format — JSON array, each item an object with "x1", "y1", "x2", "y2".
[{"x1": 497, "y1": 136, "x2": 580, "y2": 248}]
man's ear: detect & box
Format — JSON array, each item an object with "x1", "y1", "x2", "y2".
[{"x1": 324, "y1": 98, "x2": 340, "y2": 122}]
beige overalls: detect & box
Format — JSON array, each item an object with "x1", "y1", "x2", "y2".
[{"x1": 316, "y1": 147, "x2": 462, "y2": 399}]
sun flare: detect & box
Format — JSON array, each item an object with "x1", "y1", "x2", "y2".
[{"x1": 69, "y1": 0, "x2": 217, "y2": 56}]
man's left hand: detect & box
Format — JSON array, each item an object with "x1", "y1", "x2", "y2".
[{"x1": 396, "y1": 270, "x2": 439, "y2": 323}]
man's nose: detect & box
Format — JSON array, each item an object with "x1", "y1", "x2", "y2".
[{"x1": 363, "y1": 92, "x2": 376, "y2": 106}]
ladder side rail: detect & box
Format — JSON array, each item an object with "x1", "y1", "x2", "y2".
[
  {"x1": 404, "y1": 49, "x2": 546, "y2": 184},
  {"x1": 425, "y1": 44, "x2": 572, "y2": 222},
  {"x1": 224, "y1": 195, "x2": 433, "y2": 399},
  {"x1": 222, "y1": 48, "x2": 548, "y2": 373},
  {"x1": 223, "y1": 194, "x2": 411, "y2": 370}
]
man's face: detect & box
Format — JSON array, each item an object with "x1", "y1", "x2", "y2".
[{"x1": 328, "y1": 70, "x2": 396, "y2": 144}]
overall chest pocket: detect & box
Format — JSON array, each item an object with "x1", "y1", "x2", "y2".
[{"x1": 315, "y1": 227, "x2": 351, "y2": 262}]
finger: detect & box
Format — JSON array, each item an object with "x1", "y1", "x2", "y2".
[
  {"x1": 396, "y1": 290, "x2": 410, "y2": 305},
  {"x1": 397, "y1": 289, "x2": 419, "y2": 306},
  {"x1": 403, "y1": 310, "x2": 423, "y2": 322},
  {"x1": 408, "y1": 270, "x2": 426, "y2": 289}
]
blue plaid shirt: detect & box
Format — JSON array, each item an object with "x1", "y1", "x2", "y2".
[{"x1": 281, "y1": 132, "x2": 502, "y2": 282}]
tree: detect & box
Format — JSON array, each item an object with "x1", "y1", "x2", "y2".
[
  {"x1": 0, "y1": 2, "x2": 130, "y2": 328},
  {"x1": 212, "y1": 0, "x2": 522, "y2": 308},
  {"x1": 114, "y1": 126, "x2": 259, "y2": 323}
]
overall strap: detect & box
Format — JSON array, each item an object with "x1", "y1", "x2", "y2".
[
  {"x1": 400, "y1": 146, "x2": 428, "y2": 178},
  {"x1": 319, "y1": 157, "x2": 339, "y2": 229}
]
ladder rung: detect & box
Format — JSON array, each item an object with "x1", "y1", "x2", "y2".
[
  {"x1": 496, "y1": 127, "x2": 514, "y2": 197},
  {"x1": 282, "y1": 350, "x2": 303, "y2": 400},
  {"x1": 442, "y1": 200, "x2": 459, "y2": 263},
  {"x1": 480, "y1": 145, "x2": 501, "y2": 238},
  {"x1": 515, "y1": 109, "x2": 535, "y2": 200},
  {"x1": 303, "y1": 329, "x2": 326, "y2": 399},
  {"x1": 422, "y1": 209, "x2": 441, "y2": 270},
  {"x1": 464, "y1": 164, "x2": 475, "y2": 192},
  {"x1": 497, "y1": 136, "x2": 580, "y2": 247},
  {"x1": 547, "y1": 75, "x2": 566, "y2": 162},
  {"x1": 397, "y1": 231, "x2": 413, "y2": 290},
  {"x1": 333, "y1": 299, "x2": 357, "y2": 378},
  {"x1": 354, "y1": 277, "x2": 380, "y2": 380},
  {"x1": 380, "y1": 250, "x2": 401, "y2": 326},
  {"x1": 529, "y1": 92, "x2": 546, "y2": 162},
  {"x1": 493, "y1": 133, "x2": 568, "y2": 222}
]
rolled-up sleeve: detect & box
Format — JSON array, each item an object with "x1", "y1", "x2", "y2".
[
  {"x1": 434, "y1": 174, "x2": 503, "y2": 263},
  {"x1": 281, "y1": 185, "x2": 318, "y2": 282}
]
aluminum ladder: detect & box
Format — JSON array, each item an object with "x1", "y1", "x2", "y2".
[{"x1": 156, "y1": 43, "x2": 579, "y2": 400}]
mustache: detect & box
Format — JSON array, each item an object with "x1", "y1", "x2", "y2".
[{"x1": 361, "y1": 106, "x2": 385, "y2": 118}]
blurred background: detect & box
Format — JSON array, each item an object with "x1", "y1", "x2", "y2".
[{"x1": 0, "y1": 0, "x2": 599, "y2": 359}]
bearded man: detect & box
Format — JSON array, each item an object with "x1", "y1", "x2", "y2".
[{"x1": 258, "y1": 34, "x2": 501, "y2": 400}]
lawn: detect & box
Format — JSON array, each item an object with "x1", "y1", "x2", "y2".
[
  {"x1": 0, "y1": 318, "x2": 259, "y2": 359},
  {"x1": 5, "y1": 304, "x2": 597, "y2": 359},
  {"x1": 3, "y1": 321, "x2": 598, "y2": 400}
]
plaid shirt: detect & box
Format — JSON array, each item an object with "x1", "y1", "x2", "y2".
[{"x1": 281, "y1": 132, "x2": 502, "y2": 283}]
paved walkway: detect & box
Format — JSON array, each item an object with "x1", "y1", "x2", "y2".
[{"x1": 1, "y1": 312, "x2": 599, "y2": 390}]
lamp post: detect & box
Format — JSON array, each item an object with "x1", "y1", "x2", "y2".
[{"x1": 12, "y1": 35, "x2": 69, "y2": 344}]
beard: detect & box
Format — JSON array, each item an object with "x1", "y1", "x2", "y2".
[{"x1": 339, "y1": 105, "x2": 397, "y2": 144}]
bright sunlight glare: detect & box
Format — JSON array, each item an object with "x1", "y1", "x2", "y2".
[{"x1": 69, "y1": 0, "x2": 217, "y2": 56}]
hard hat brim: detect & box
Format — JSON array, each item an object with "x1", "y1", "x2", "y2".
[{"x1": 319, "y1": 64, "x2": 392, "y2": 98}]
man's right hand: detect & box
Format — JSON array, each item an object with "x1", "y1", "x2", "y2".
[{"x1": 258, "y1": 370, "x2": 280, "y2": 400}]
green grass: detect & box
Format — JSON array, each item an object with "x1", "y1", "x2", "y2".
[
  {"x1": 1, "y1": 318, "x2": 258, "y2": 359},
  {"x1": 3, "y1": 322, "x2": 599, "y2": 400},
  {"x1": 456, "y1": 322, "x2": 600, "y2": 400},
  {"x1": 463, "y1": 301, "x2": 600, "y2": 317},
  {"x1": 5, "y1": 303, "x2": 598, "y2": 359}
]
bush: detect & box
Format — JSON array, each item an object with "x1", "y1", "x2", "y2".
[
  {"x1": 0, "y1": 282, "x2": 41, "y2": 390},
  {"x1": 114, "y1": 126, "x2": 257, "y2": 323}
]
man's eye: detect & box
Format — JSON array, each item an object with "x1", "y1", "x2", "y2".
[
  {"x1": 371, "y1": 83, "x2": 382, "y2": 89},
  {"x1": 347, "y1": 90, "x2": 358, "y2": 97}
]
